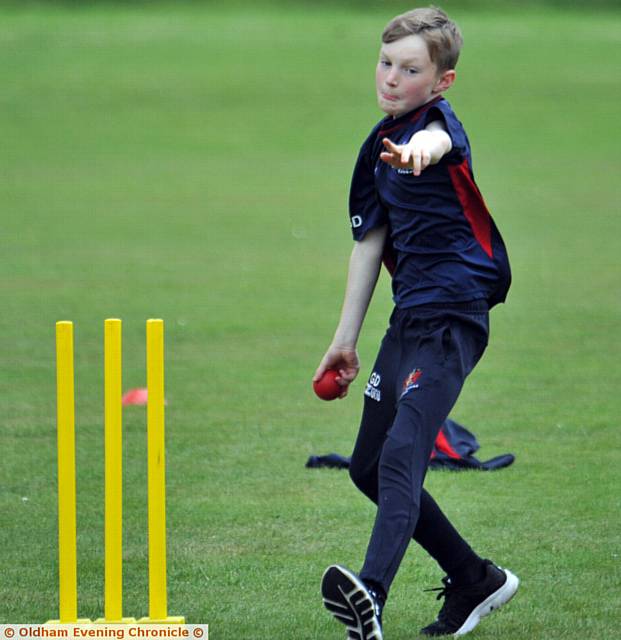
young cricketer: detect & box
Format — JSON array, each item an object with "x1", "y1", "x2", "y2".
[{"x1": 314, "y1": 7, "x2": 519, "y2": 638}]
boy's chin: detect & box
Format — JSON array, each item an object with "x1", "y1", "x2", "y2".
[
  {"x1": 378, "y1": 98, "x2": 416, "y2": 118},
  {"x1": 378, "y1": 101, "x2": 402, "y2": 118},
  {"x1": 380, "y1": 105, "x2": 406, "y2": 118}
]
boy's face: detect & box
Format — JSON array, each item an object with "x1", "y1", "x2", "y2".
[{"x1": 376, "y1": 34, "x2": 455, "y2": 117}]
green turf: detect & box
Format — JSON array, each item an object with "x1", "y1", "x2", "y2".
[{"x1": 1, "y1": 2, "x2": 620, "y2": 637}]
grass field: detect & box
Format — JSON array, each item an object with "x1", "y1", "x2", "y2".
[{"x1": 1, "y1": 2, "x2": 620, "y2": 638}]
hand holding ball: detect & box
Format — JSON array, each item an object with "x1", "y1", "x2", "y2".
[{"x1": 313, "y1": 369, "x2": 347, "y2": 401}]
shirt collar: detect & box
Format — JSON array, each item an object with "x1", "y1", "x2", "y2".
[{"x1": 378, "y1": 95, "x2": 444, "y2": 137}]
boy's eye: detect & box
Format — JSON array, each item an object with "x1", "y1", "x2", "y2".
[
  {"x1": 407, "y1": 68, "x2": 419, "y2": 75},
  {"x1": 380, "y1": 60, "x2": 391, "y2": 67}
]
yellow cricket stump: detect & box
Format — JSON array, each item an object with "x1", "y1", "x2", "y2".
[
  {"x1": 138, "y1": 320, "x2": 184, "y2": 625},
  {"x1": 48, "y1": 321, "x2": 92, "y2": 625},
  {"x1": 94, "y1": 319, "x2": 136, "y2": 625}
]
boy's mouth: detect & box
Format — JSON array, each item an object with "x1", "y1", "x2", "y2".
[{"x1": 381, "y1": 93, "x2": 399, "y2": 102}]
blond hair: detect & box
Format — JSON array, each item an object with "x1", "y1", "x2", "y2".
[{"x1": 382, "y1": 7, "x2": 463, "y2": 72}]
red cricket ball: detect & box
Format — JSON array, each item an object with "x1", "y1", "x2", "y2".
[{"x1": 313, "y1": 369, "x2": 345, "y2": 401}]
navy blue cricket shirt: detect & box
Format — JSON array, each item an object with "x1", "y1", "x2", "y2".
[{"x1": 349, "y1": 96, "x2": 511, "y2": 309}]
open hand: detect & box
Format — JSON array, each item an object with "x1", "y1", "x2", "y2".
[{"x1": 380, "y1": 133, "x2": 434, "y2": 176}]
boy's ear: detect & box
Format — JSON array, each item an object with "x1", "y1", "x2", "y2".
[{"x1": 434, "y1": 69, "x2": 456, "y2": 93}]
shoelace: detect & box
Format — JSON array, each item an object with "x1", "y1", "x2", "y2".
[
  {"x1": 424, "y1": 577, "x2": 458, "y2": 600},
  {"x1": 423, "y1": 579, "x2": 472, "y2": 626}
]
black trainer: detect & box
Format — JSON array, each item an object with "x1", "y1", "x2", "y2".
[
  {"x1": 321, "y1": 565, "x2": 384, "y2": 640},
  {"x1": 420, "y1": 560, "x2": 519, "y2": 637}
]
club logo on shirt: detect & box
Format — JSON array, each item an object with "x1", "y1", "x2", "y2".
[
  {"x1": 400, "y1": 368, "x2": 422, "y2": 398},
  {"x1": 397, "y1": 168, "x2": 414, "y2": 175},
  {"x1": 364, "y1": 371, "x2": 381, "y2": 402}
]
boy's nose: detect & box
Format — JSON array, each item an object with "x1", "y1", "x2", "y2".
[{"x1": 386, "y1": 69, "x2": 399, "y2": 86}]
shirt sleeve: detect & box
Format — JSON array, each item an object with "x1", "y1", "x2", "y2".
[
  {"x1": 425, "y1": 102, "x2": 469, "y2": 164},
  {"x1": 348, "y1": 130, "x2": 389, "y2": 240}
]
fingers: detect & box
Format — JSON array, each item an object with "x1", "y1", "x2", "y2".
[
  {"x1": 336, "y1": 367, "x2": 356, "y2": 400},
  {"x1": 314, "y1": 346, "x2": 359, "y2": 387},
  {"x1": 400, "y1": 145, "x2": 411, "y2": 166},
  {"x1": 313, "y1": 355, "x2": 332, "y2": 382},
  {"x1": 412, "y1": 148, "x2": 431, "y2": 176},
  {"x1": 381, "y1": 138, "x2": 403, "y2": 169},
  {"x1": 412, "y1": 149, "x2": 423, "y2": 176},
  {"x1": 422, "y1": 149, "x2": 431, "y2": 170},
  {"x1": 313, "y1": 361, "x2": 357, "y2": 399},
  {"x1": 381, "y1": 138, "x2": 426, "y2": 174},
  {"x1": 380, "y1": 152, "x2": 400, "y2": 169},
  {"x1": 383, "y1": 136, "x2": 434, "y2": 176},
  {"x1": 382, "y1": 137, "x2": 399, "y2": 152},
  {"x1": 336, "y1": 368, "x2": 357, "y2": 386}
]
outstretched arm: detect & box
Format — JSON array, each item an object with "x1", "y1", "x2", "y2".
[
  {"x1": 313, "y1": 225, "x2": 388, "y2": 398},
  {"x1": 380, "y1": 120, "x2": 452, "y2": 176}
]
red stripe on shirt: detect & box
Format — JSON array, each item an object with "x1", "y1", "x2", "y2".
[{"x1": 448, "y1": 159, "x2": 493, "y2": 258}]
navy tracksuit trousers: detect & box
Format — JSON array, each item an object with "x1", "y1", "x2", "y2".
[{"x1": 353, "y1": 302, "x2": 489, "y2": 595}]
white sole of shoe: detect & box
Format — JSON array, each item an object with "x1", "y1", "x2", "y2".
[
  {"x1": 321, "y1": 565, "x2": 383, "y2": 640},
  {"x1": 454, "y1": 568, "x2": 520, "y2": 636}
]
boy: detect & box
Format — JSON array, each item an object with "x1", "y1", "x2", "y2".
[{"x1": 314, "y1": 7, "x2": 519, "y2": 639}]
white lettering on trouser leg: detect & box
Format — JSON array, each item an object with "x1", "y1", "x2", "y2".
[{"x1": 364, "y1": 371, "x2": 382, "y2": 402}]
